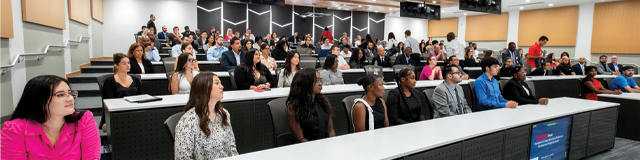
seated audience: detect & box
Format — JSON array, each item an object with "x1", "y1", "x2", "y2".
[
  {"x1": 259, "y1": 44, "x2": 277, "y2": 71},
  {"x1": 595, "y1": 55, "x2": 620, "y2": 75},
  {"x1": 286, "y1": 68, "x2": 335, "y2": 142},
  {"x1": 482, "y1": 50, "x2": 495, "y2": 62},
  {"x1": 301, "y1": 37, "x2": 315, "y2": 50},
  {"x1": 609, "y1": 66, "x2": 640, "y2": 93},
  {"x1": 385, "y1": 33, "x2": 397, "y2": 50},
  {"x1": 196, "y1": 31, "x2": 207, "y2": 51},
  {"x1": 501, "y1": 42, "x2": 523, "y2": 67},
  {"x1": 319, "y1": 54, "x2": 345, "y2": 85},
  {"x1": 234, "y1": 49, "x2": 275, "y2": 90},
  {"x1": 174, "y1": 72, "x2": 238, "y2": 159},
  {"x1": 330, "y1": 44, "x2": 350, "y2": 70},
  {"x1": 582, "y1": 66, "x2": 622, "y2": 100},
  {"x1": 499, "y1": 57, "x2": 513, "y2": 77},
  {"x1": 172, "y1": 37, "x2": 188, "y2": 57},
  {"x1": 447, "y1": 56, "x2": 470, "y2": 80},
  {"x1": 375, "y1": 39, "x2": 383, "y2": 49},
  {"x1": 320, "y1": 38, "x2": 331, "y2": 49},
  {"x1": 100, "y1": 53, "x2": 144, "y2": 131},
  {"x1": 128, "y1": 43, "x2": 155, "y2": 74},
  {"x1": 1, "y1": 75, "x2": 100, "y2": 159},
  {"x1": 463, "y1": 47, "x2": 477, "y2": 67},
  {"x1": 371, "y1": 47, "x2": 392, "y2": 67},
  {"x1": 354, "y1": 35, "x2": 362, "y2": 47},
  {"x1": 395, "y1": 47, "x2": 416, "y2": 66},
  {"x1": 389, "y1": 42, "x2": 405, "y2": 57},
  {"x1": 559, "y1": 52, "x2": 574, "y2": 66},
  {"x1": 363, "y1": 41, "x2": 376, "y2": 58},
  {"x1": 253, "y1": 36, "x2": 263, "y2": 49},
  {"x1": 386, "y1": 68, "x2": 424, "y2": 125},
  {"x1": 430, "y1": 40, "x2": 445, "y2": 61},
  {"x1": 420, "y1": 56, "x2": 443, "y2": 80},
  {"x1": 529, "y1": 61, "x2": 554, "y2": 76},
  {"x1": 225, "y1": 28, "x2": 233, "y2": 41},
  {"x1": 265, "y1": 34, "x2": 275, "y2": 46},
  {"x1": 503, "y1": 66, "x2": 549, "y2": 105},
  {"x1": 474, "y1": 58, "x2": 518, "y2": 111},
  {"x1": 207, "y1": 36, "x2": 228, "y2": 61},
  {"x1": 168, "y1": 33, "x2": 180, "y2": 47},
  {"x1": 572, "y1": 57, "x2": 587, "y2": 76},
  {"x1": 352, "y1": 74, "x2": 390, "y2": 132},
  {"x1": 608, "y1": 55, "x2": 623, "y2": 73},
  {"x1": 221, "y1": 38, "x2": 245, "y2": 71},
  {"x1": 174, "y1": 44, "x2": 200, "y2": 71},
  {"x1": 272, "y1": 40, "x2": 288, "y2": 60},
  {"x1": 340, "y1": 45, "x2": 352, "y2": 57},
  {"x1": 339, "y1": 37, "x2": 352, "y2": 51},
  {"x1": 145, "y1": 42, "x2": 161, "y2": 62},
  {"x1": 241, "y1": 38, "x2": 253, "y2": 52},
  {"x1": 349, "y1": 48, "x2": 366, "y2": 69},
  {"x1": 158, "y1": 26, "x2": 169, "y2": 39},
  {"x1": 556, "y1": 57, "x2": 576, "y2": 75},
  {"x1": 546, "y1": 53, "x2": 560, "y2": 67},
  {"x1": 278, "y1": 51, "x2": 301, "y2": 88},
  {"x1": 203, "y1": 35, "x2": 215, "y2": 51},
  {"x1": 432, "y1": 65, "x2": 472, "y2": 118},
  {"x1": 288, "y1": 31, "x2": 301, "y2": 43},
  {"x1": 171, "y1": 53, "x2": 200, "y2": 95}
]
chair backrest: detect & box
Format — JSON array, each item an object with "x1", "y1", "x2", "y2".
[
  {"x1": 297, "y1": 48, "x2": 312, "y2": 56},
  {"x1": 300, "y1": 56, "x2": 317, "y2": 60},
  {"x1": 342, "y1": 95, "x2": 362, "y2": 133},
  {"x1": 604, "y1": 78, "x2": 615, "y2": 88},
  {"x1": 499, "y1": 79, "x2": 509, "y2": 91},
  {"x1": 267, "y1": 97, "x2": 293, "y2": 147},
  {"x1": 364, "y1": 65, "x2": 384, "y2": 77},
  {"x1": 390, "y1": 56, "x2": 398, "y2": 64},
  {"x1": 96, "y1": 74, "x2": 115, "y2": 89},
  {"x1": 162, "y1": 57, "x2": 177, "y2": 73},
  {"x1": 229, "y1": 69, "x2": 237, "y2": 90},
  {"x1": 275, "y1": 69, "x2": 283, "y2": 88},
  {"x1": 0, "y1": 114, "x2": 12, "y2": 130},
  {"x1": 524, "y1": 64, "x2": 532, "y2": 75},
  {"x1": 299, "y1": 61, "x2": 317, "y2": 69},
  {"x1": 382, "y1": 90, "x2": 391, "y2": 101},
  {"x1": 467, "y1": 81, "x2": 479, "y2": 112},
  {"x1": 524, "y1": 80, "x2": 536, "y2": 97},
  {"x1": 422, "y1": 88, "x2": 436, "y2": 115},
  {"x1": 596, "y1": 78, "x2": 609, "y2": 89},
  {"x1": 392, "y1": 65, "x2": 415, "y2": 76},
  {"x1": 163, "y1": 111, "x2": 185, "y2": 142}
]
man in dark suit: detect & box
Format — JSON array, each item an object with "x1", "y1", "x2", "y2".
[
  {"x1": 265, "y1": 34, "x2": 275, "y2": 47},
  {"x1": 501, "y1": 42, "x2": 523, "y2": 67},
  {"x1": 529, "y1": 61, "x2": 554, "y2": 76},
  {"x1": 196, "y1": 31, "x2": 208, "y2": 50},
  {"x1": 608, "y1": 55, "x2": 624, "y2": 73},
  {"x1": 372, "y1": 47, "x2": 392, "y2": 67},
  {"x1": 147, "y1": 14, "x2": 156, "y2": 34},
  {"x1": 395, "y1": 47, "x2": 416, "y2": 66},
  {"x1": 181, "y1": 26, "x2": 196, "y2": 38},
  {"x1": 572, "y1": 56, "x2": 587, "y2": 76},
  {"x1": 221, "y1": 38, "x2": 245, "y2": 71},
  {"x1": 137, "y1": 26, "x2": 146, "y2": 36},
  {"x1": 288, "y1": 31, "x2": 300, "y2": 43}
]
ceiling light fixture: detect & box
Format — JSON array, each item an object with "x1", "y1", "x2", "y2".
[
  {"x1": 464, "y1": 13, "x2": 467, "y2": 15},
  {"x1": 549, "y1": 3, "x2": 553, "y2": 6},
  {"x1": 432, "y1": 1, "x2": 436, "y2": 4},
  {"x1": 338, "y1": 7, "x2": 341, "y2": 9},
  {"x1": 373, "y1": 0, "x2": 376, "y2": 2},
  {"x1": 526, "y1": 0, "x2": 530, "y2": 2},
  {"x1": 520, "y1": 7, "x2": 524, "y2": 9},
  {"x1": 389, "y1": 8, "x2": 392, "y2": 10},
  {"x1": 359, "y1": 5, "x2": 362, "y2": 7}
]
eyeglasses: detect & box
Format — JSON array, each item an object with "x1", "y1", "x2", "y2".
[
  {"x1": 450, "y1": 72, "x2": 462, "y2": 75},
  {"x1": 54, "y1": 91, "x2": 78, "y2": 100},
  {"x1": 187, "y1": 58, "x2": 196, "y2": 62}
]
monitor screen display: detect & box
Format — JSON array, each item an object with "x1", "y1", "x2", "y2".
[{"x1": 529, "y1": 116, "x2": 572, "y2": 160}]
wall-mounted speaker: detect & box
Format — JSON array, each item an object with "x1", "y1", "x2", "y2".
[
  {"x1": 400, "y1": 2, "x2": 440, "y2": 20},
  {"x1": 459, "y1": 0, "x2": 501, "y2": 14}
]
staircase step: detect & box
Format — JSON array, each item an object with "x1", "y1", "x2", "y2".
[
  {"x1": 70, "y1": 83, "x2": 101, "y2": 97},
  {"x1": 68, "y1": 73, "x2": 110, "y2": 83},
  {"x1": 75, "y1": 96, "x2": 103, "y2": 110},
  {"x1": 91, "y1": 59, "x2": 114, "y2": 66},
  {"x1": 81, "y1": 66, "x2": 114, "y2": 73}
]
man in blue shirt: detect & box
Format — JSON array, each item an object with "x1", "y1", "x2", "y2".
[
  {"x1": 145, "y1": 41, "x2": 161, "y2": 62},
  {"x1": 609, "y1": 66, "x2": 640, "y2": 93},
  {"x1": 207, "y1": 36, "x2": 227, "y2": 61},
  {"x1": 474, "y1": 58, "x2": 518, "y2": 111}
]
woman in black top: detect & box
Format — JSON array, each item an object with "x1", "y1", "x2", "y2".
[
  {"x1": 348, "y1": 48, "x2": 365, "y2": 69},
  {"x1": 272, "y1": 40, "x2": 288, "y2": 60},
  {"x1": 499, "y1": 57, "x2": 513, "y2": 77},
  {"x1": 582, "y1": 66, "x2": 622, "y2": 100},
  {"x1": 100, "y1": 53, "x2": 144, "y2": 131},
  {"x1": 286, "y1": 68, "x2": 335, "y2": 142},
  {"x1": 128, "y1": 43, "x2": 155, "y2": 74},
  {"x1": 502, "y1": 66, "x2": 548, "y2": 105},
  {"x1": 353, "y1": 74, "x2": 389, "y2": 132},
  {"x1": 234, "y1": 49, "x2": 275, "y2": 90},
  {"x1": 386, "y1": 68, "x2": 424, "y2": 125}
]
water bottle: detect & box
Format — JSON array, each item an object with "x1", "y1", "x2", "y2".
[{"x1": 374, "y1": 61, "x2": 378, "y2": 66}]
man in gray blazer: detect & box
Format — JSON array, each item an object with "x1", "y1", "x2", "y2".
[
  {"x1": 432, "y1": 65, "x2": 473, "y2": 118},
  {"x1": 595, "y1": 55, "x2": 621, "y2": 75}
]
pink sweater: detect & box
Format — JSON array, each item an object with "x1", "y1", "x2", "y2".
[{"x1": 1, "y1": 111, "x2": 101, "y2": 160}]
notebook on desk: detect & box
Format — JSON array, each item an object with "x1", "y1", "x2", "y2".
[{"x1": 124, "y1": 94, "x2": 163, "y2": 103}]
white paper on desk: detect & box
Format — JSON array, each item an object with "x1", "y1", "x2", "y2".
[{"x1": 124, "y1": 94, "x2": 162, "y2": 103}]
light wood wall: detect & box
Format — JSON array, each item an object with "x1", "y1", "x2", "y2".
[
  {"x1": 465, "y1": 13, "x2": 508, "y2": 41},
  {"x1": 91, "y1": 0, "x2": 103, "y2": 23},
  {"x1": 591, "y1": 0, "x2": 640, "y2": 54},
  {"x1": 518, "y1": 6, "x2": 579, "y2": 47},
  {"x1": 22, "y1": 0, "x2": 66, "y2": 29},
  {"x1": 428, "y1": 17, "x2": 458, "y2": 37},
  {"x1": 2, "y1": 0, "x2": 14, "y2": 38},
  {"x1": 69, "y1": 0, "x2": 91, "y2": 25}
]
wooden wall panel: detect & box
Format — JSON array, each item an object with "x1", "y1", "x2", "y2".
[
  {"x1": 22, "y1": 0, "x2": 66, "y2": 29},
  {"x1": 91, "y1": 0, "x2": 103, "y2": 23},
  {"x1": 591, "y1": 0, "x2": 640, "y2": 54},
  {"x1": 428, "y1": 17, "x2": 458, "y2": 37},
  {"x1": 518, "y1": 6, "x2": 578, "y2": 46},
  {"x1": 69, "y1": 0, "x2": 91, "y2": 25},
  {"x1": 465, "y1": 13, "x2": 508, "y2": 41},
  {"x1": 2, "y1": 0, "x2": 14, "y2": 38}
]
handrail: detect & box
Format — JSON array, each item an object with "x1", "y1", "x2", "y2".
[{"x1": 1, "y1": 36, "x2": 90, "y2": 75}]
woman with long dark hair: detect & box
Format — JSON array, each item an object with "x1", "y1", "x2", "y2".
[
  {"x1": 581, "y1": 66, "x2": 622, "y2": 100},
  {"x1": 242, "y1": 39, "x2": 253, "y2": 52},
  {"x1": 385, "y1": 32, "x2": 397, "y2": 50},
  {"x1": 348, "y1": 48, "x2": 365, "y2": 68},
  {"x1": 272, "y1": 40, "x2": 288, "y2": 60},
  {"x1": 386, "y1": 68, "x2": 424, "y2": 125},
  {"x1": 278, "y1": 51, "x2": 301, "y2": 88},
  {"x1": 464, "y1": 47, "x2": 477, "y2": 67},
  {"x1": 2, "y1": 75, "x2": 100, "y2": 159},
  {"x1": 286, "y1": 68, "x2": 335, "y2": 142},
  {"x1": 352, "y1": 74, "x2": 390, "y2": 132},
  {"x1": 234, "y1": 49, "x2": 275, "y2": 90},
  {"x1": 174, "y1": 44, "x2": 200, "y2": 70},
  {"x1": 174, "y1": 72, "x2": 238, "y2": 159},
  {"x1": 319, "y1": 54, "x2": 345, "y2": 85},
  {"x1": 171, "y1": 53, "x2": 199, "y2": 94}
]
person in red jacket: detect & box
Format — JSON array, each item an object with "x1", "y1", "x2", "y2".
[{"x1": 321, "y1": 27, "x2": 333, "y2": 44}]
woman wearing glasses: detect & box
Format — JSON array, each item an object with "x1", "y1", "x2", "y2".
[
  {"x1": 1, "y1": 75, "x2": 101, "y2": 159},
  {"x1": 171, "y1": 53, "x2": 200, "y2": 94}
]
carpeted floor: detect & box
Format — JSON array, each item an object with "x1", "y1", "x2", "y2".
[{"x1": 584, "y1": 137, "x2": 640, "y2": 160}]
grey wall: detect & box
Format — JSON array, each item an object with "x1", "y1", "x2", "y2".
[
  {"x1": 1, "y1": 38, "x2": 13, "y2": 116},
  {"x1": 23, "y1": 22, "x2": 66, "y2": 80},
  {"x1": 92, "y1": 19, "x2": 103, "y2": 57},
  {"x1": 69, "y1": 21, "x2": 90, "y2": 71}
]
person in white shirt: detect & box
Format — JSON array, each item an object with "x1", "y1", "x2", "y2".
[
  {"x1": 354, "y1": 35, "x2": 362, "y2": 47},
  {"x1": 246, "y1": 29, "x2": 255, "y2": 40},
  {"x1": 172, "y1": 37, "x2": 188, "y2": 57},
  {"x1": 403, "y1": 30, "x2": 420, "y2": 55},
  {"x1": 445, "y1": 32, "x2": 465, "y2": 60},
  {"x1": 385, "y1": 32, "x2": 398, "y2": 50},
  {"x1": 321, "y1": 38, "x2": 331, "y2": 49},
  {"x1": 331, "y1": 44, "x2": 350, "y2": 70},
  {"x1": 340, "y1": 45, "x2": 352, "y2": 57}
]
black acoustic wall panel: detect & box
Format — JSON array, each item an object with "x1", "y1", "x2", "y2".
[
  {"x1": 293, "y1": 6, "x2": 313, "y2": 40},
  {"x1": 314, "y1": 8, "x2": 334, "y2": 43},
  {"x1": 352, "y1": 11, "x2": 369, "y2": 43},
  {"x1": 333, "y1": 10, "x2": 351, "y2": 43},
  {"x1": 369, "y1": 13, "x2": 386, "y2": 42},
  {"x1": 223, "y1": 3, "x2": 248, "y2": 37},
  {"x1": 197, "y1": 1, "x2": 222, "y2": 34},
  {"x1": 248, "y1": 4, "x2": 271, "y2": 38},
  {"x1": 271, "y1": 5, "x2": 293, "y2": 40}
]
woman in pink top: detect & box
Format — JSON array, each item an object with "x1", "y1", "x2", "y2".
[
  {"x1": 420, "y1": 56, "x2": 443, "y2": 80},
  {"x1": 1, "y1": 75, "x2": 101, "y2": 160}
]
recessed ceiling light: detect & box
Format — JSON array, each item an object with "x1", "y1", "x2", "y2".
[
  {"x1": 442, "y1": 10, "x2": 445, "y2": 12},
  {"x1": 375, "y1": 11, "x2": 379, "y2": 12},
  {"x1": 464, "y1": 13, "x2": 467, "y2": 15},
  {"x1": 432, "y1": 1, "x2": 436, "y2": 4},
  {"x1": 372, "y1": 0, "x2": 376, "y2": 2},
  {"x1": 359, "y1": 5, "x2": 362, "y2": 7},
  {"x1": 389, "y1": 8, "x2": 392, "y2": 10},
  {"x1": 526, "y1": 0, "x2": 530, "y2": 2},
  {"x1": 338, "y1": 7, "x2": 341, "y2": 9},
  {"x1": 520, "y1": 7, "x2": 524, "y2": 9},
  {"x1": 549, "y1": 3, "x2": 553, "y2": 6}
]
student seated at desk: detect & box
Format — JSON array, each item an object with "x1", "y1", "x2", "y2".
[
  {"x1": 502, "y1": 66, "x2": 549, "y2": 105},
  {"x1": 128, "y1": 43, "x2": 155, "y2": 74},
  {"x1": 432, "y1": 65, "x2": 472, "y2": 118},
  {"x1": 556, "y1": 57, "x2": 576, "y2": 76},
  {"x1": 582, "y1": 66, "x2": 622, "y2": 100},
  {"x1": 348, "y1": 48, "x2": 366, "y2": 69},
  {"x1": 1, "y1": 75, "x2": 100, "y2": 160},
  {"x1": 395, "y1": 47, "x2": 416, "y2": 66},
  {"x1": 171, "y1": 53, "x2": 200, "y2": 95},
  {"x1": 529, "y1": 61, "x2": 555, "y2": 76},
  {"x1": 609, "y1": 66, "x2": 640, "y2": 93},
  {"x1": 272, "y1": 40, "x2": 288, "y2": 60},
  {"x1": 386, "y1": 68, "x2": 424, "y2": 125},
  {"x1": 286, "y1": 68, "x2": 335, "y2": 142},
  {"x1": 278, "y1": 51, "x2": 301, "y2": 88},
  {"x1": 353, "y1": 74, "x2": 389, "y2": 132},
  {"x1": 498, "y1": 57, "x2": 513, "y2": 77},
  {"x1": 221, "y1": 38, "x2": 245, "y2": 71},
  {"x1": 371, "y1": 47, "x2": 392, "y2": 67},
  {"x1": 206, "y1": 36, "x2": 228, "y2": 61},
  {"x1": 101, "y1": 53, "x2": 144, "y2": 131},
  {"x1": 331, "y1": 44, "x2": 350, "y2": 70},
  {"x1": 447, "y1": 56, "x2": 470, "y2": 80},
  {"x1": 420, "y1": 56, "x2": 443, "y2": 80},
  {"x1": 259, "y1": 44, "x2": 277, "y2": 71},
  {"x1": 319, "y1": 54, "x2": 345, "y2": 86},
  {"x1": 234, "y1": 49, "x2": 275, "y2": 90},
  {"x1": 173, "y1": 44, "x2": 200, "y2": 71},
  {"x1": 474, "y1": 58, "x2": 518, "y2": 111},
  {"x1": 175, "y1": 72, "x2": 239, "y2": 159}
]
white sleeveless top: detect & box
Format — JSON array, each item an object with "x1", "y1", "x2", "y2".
[
  {"x1": 352, "y1": 98, "x2": 375, "y2": 131},
  {"x1": 178, "y1": 70, "x2": 199, "y2": 94}
]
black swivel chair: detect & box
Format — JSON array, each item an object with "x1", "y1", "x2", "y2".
[
  {"x1": 423, "y1": 88, "x2": 437, "y2": 119},
  {"x1": 229, "y1": 69, "x2": 237, "y2": 90},
  {"x1": 267, "y1": 97, "x2": 293, "y2": 147},
  {"x1": 164, "y1": 112, "x2": 185, "y2": 142},
  {"x1": 342, "y1": 95, "x2": 362, "y2": 133},
  {"x1": 467, "y1": 81, "x2": 479, "y2": 112}
]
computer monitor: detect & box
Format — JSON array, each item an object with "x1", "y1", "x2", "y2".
[{"x1": 529, "y1": 116, "x2": 572, "y2": 160}]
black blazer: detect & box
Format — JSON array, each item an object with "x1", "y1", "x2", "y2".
[
  {"x1": 608, "y1": 63, "x2": 623, "y2": 72},
  {"x1": 128, "y1": 57, "x2": 155, "y2": 74},
  {"x1": 288, "y1": 36, "x2": 300, "y2": 43},
  {"x1": 499, "y1": 66, "x2": 512, "y2": 77},
  {"x1": 394, "y1": 54, "x2": 416, "y2": 66},
  {"x1": 233, "y1": 65, "x2": 275, "y2": 90},
  {"x1": 221, "y1": 50, "x2": 246, "y2": 71},
  {"x1": 502, "y1": 79, "x2": 539, "y2": 104},
  {"x1": 386, "y1": 88, "x2": 425, "y2": 125},
  {"x1": 371, "y1": 54, "x2": 392, "y2": 67},
  {"x1": 529, "y1": 68, "x2": 554, "y2": 76},
  {"x1": 301, "y1": 44, "x2": 315, "y2": 50},
  {"x1": 572, "y1": 64, "x2": 586, "y2": 75}
]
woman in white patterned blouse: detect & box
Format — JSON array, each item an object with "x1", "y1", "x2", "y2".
[{"x1": 174, "y1": 72, "x2": 238, "y2": 159}]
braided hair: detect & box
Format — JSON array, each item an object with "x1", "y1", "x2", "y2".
[{"x1": 395, "y1": 68, "x2": 414, "y2": 115}]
